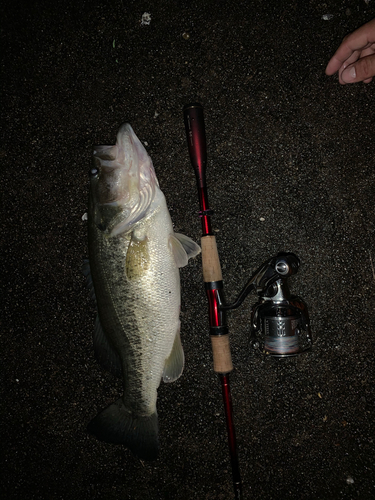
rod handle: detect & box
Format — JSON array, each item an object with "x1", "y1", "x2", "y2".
[
  {"x1": 201, "y1": 235, "x2": 222, "y2": 282},
  {"x1": 211, "y1": 335, "x2": 234, "y2": 373},
  {"x1": 202, "y1": 235, "x2": 233, "y2": 373}
]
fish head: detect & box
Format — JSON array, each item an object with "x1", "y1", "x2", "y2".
[{"x1": 89, "y1": 124, "x2": 158, "y2": 236}]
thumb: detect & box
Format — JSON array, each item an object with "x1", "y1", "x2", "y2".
[{"x1": 341, "y1": 53, "x2": 375, "y2": 83}]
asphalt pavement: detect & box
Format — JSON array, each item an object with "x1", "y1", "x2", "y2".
[{"x1": 1, "y1": 1, "x2": 375, "y2": 499}]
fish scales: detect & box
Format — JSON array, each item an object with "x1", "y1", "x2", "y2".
[
  {"x1": 85, "y1": 123, "x2": 200, "y2": 460},
  {"x1": 89, "y1": 196, "x2": 181, "y2": 413}
]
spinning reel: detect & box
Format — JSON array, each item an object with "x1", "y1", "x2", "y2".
[
  {"x1": 184, "y1": 103, "x2": 313, "y2": 497},
  {"x1": 222, "y1": 253, "x2": 312, "y2": 357}
]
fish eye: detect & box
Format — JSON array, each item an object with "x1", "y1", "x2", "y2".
[{"x1": 89, "y1": 167, "x2": 99, "y2": 177}]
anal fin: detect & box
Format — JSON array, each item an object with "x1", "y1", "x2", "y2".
[{"x1": 163, "y1": 329, "x2": 184, "y2": 383}]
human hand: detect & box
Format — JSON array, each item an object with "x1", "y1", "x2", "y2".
[{"x1": 325, "y1": 18, "x2": 375, "y2": 84}]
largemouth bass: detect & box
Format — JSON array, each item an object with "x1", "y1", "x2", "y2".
[{"x1": 84, "y1": 123, "x2": 200, "y2": 461}]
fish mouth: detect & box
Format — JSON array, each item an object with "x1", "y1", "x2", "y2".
[{"x1": 91, "y1": 124, "x2": 158, "y2": 236}]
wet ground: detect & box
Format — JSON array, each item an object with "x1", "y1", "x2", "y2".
[{"x1": 2, "y1": 1, "x2": 375, "y2": 499}]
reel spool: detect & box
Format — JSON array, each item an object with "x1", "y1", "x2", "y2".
[{"x1": 221, "y1": 253, "x2": 312, "y2": 357}]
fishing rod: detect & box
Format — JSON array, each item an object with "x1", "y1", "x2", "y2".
[
  {"x1": 183, "y1": 104, "x2": 313, "y2": 498},
  {"x1": 183, "y1": 103, "x2": 242, "y2": 499}
]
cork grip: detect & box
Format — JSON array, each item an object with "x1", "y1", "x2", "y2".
[
  {"x1": 201, "y1": 235, "x2": 223, "y2": 282},
  {"x1": 210, "y1": 335, "x2": 233, "y2": 373}
]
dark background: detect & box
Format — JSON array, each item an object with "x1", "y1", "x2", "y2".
[{"x1": 1, "y1": 1, "x2": 375, "y2": 498}]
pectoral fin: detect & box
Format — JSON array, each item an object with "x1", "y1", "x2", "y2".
[
  {"x1": 174, "y1": 233, "x2": 201, "y2": 259},
  {"x1": 169, "y1": 233, "x2": 201, "y2": 268},
  {"x1": 163, "y1": 327, "x2": 184, "y2": 383}
]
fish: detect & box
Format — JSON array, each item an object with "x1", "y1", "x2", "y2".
[{"x1": 83, "y1": 123, "x2": 200, "y2": 461}]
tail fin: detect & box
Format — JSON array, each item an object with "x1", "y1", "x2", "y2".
[{"x1": 87, "y1": 398, "x2": 159, "y2": 461}]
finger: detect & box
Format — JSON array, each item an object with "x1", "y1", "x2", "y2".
[
  {"x1": 326, "y1": 38, "x2": 372, "y2": 75},
  {"x1": 341, "y1": 53, "x2": 375, "y2": 83},
  {"x1": 326, "y1": 36, "x2": 353, "y2": 75},
  {"x1": 360, "y1": 45, "x2": 375, "y2": 59},
  {"x1": 337, "y1": 46, "x2": 375, "y2": 83},
  {"x1": 337, "y1": 50, "x2": 361, "y2": 83},
  {"x1": 325, "y1": 19, "x2": 375, "y2": 75}
]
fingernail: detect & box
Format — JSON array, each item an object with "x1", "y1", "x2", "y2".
[{"x1": 342, "y1": 65, "x2": 356, "y2": 82}]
